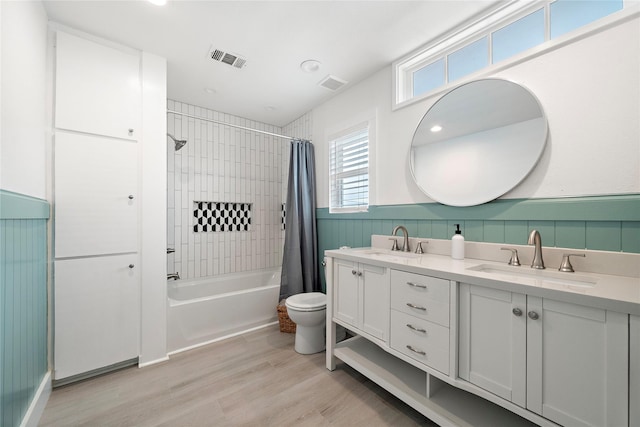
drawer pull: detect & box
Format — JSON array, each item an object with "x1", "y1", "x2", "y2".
[
  {"x1": 406, "y1": 324, "x2": 427, "y2": 334},
  {"x1": 407, "y1": 282, "x2": 427, "y2": 289},
  {"x1": 406, "y1": 303, "x2": 427, "y2": 311},
  {"x1": 406, "y1": 345, "x2": 426, "y2": 356}
]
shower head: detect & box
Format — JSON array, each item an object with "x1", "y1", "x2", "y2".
[{"x1": 167, "y1": 133, "x2": 187, "y2": 151}]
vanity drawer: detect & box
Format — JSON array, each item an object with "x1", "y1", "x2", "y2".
[
  {"x1": 390, "y1": 310, "x2": 449, "y2": 374},
  {"x1": 391, "y1": 270, "x2": 450, "y2": 326}
]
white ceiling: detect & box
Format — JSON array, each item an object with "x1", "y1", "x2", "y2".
[{"x1": 42, "y1": 0, "x2": 502, "y2": 127}]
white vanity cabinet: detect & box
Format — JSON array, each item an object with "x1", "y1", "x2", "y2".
[
  {"x1": 333, "y1": 258, "x2": 389, "y2": 341},
  {"x1": 326, "y1": 247, "x2": 638, "y2": 427},
  {"x1": 459, "y1": 283, "x2": 629, "y2": 427}
]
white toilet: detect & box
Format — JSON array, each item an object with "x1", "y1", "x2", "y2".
[{"x1": 285, "y1": 292, "x2": 327, "y2": 354}]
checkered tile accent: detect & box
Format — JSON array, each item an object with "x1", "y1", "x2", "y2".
[
  {"x1": 193, "y1": 201, "x2": 252, "y2": 232},
  {"x1": 281, "y1": 203, "x2": 286, "y2": 230}
]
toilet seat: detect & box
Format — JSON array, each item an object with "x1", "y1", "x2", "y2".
[{"x1": 286, "y1": 292, "x2": 326, "y2": 312}]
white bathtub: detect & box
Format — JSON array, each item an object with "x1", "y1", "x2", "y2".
[{"x1": 167, "y1": 268, "x2": 281, "y2": 354}]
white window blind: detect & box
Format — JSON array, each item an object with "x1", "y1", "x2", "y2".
[{"x1": 329, "y1": 126, "x2": 369, "y2": 213}]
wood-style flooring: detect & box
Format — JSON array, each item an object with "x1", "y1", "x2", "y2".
[{"x1": 40, "y1": 325, "x2": 437, "y2": 426}]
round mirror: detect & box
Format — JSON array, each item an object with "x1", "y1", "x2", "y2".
[{"x1": 410, "y1": 79, "x2": 547, "y2": 206}]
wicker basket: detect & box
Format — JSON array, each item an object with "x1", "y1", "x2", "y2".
[{"x1": 277, "y1": 299, "x2": 296, "y2": 333}]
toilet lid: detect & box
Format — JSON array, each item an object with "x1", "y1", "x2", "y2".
[{"x1": 286, "y1": 292, "x2": 326, "y2": 310}]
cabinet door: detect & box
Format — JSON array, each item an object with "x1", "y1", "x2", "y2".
[
  {"x1": 55, "y1": 31, "x2": 140, "y2": 140},
  {"x1": 333, "y1": 259, "x2": 359, "y2": 327},
  {"x1": 360, "y1": 263, "x2": 389, "y2": 340},
  {"x1": 55, "y1": 132, "x2": 138, "y2": 258},
  {"x1": 527, "y1": 297, "x2": 628, "y2": 427},
  {"x1": 54, "y1": 255, "x2": 140, "y2": 380},
  {"x1": 458, "y1": 284, "x2": 526, "y2": 407}
]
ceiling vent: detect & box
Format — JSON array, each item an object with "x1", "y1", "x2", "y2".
[
  {"x1": 208, "y1": 47, "x2": 246, "y2": 69},
  {"x1": 319, "y1": 75, "x2": 347, "y2": 91}
]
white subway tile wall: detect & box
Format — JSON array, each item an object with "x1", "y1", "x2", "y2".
[
  {"x1": 168, "y1": 101, "x2": 276, "y2": 278},
  {"x1": 167, "y1": 100, "x2": 312, "y2": 279}
]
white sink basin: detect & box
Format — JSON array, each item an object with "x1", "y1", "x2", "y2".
[
  {"x1": 467, "y1": 264, "x2": 597, "y2": 287},
  {"x1": 355, "y1": 249, "x2": 421, "y2": 262}
]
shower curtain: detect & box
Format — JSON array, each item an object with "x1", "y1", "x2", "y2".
[{"x1": 280, "y1": 139, "x2": 320, "y2": 299}]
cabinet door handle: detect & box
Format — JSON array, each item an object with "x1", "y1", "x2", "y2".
[
  {"x1": 128, "y1": 195, "x2": 134, "y2": 200},
  {"x1": 128, "y1": 264, "x2": 135, "y2": 269},
  {"x1": 357, "y1": 272, "x2": 362, "y2": 276},
  {"x1": 406, "y1": 345, "x2": 426, "y2": 356},
  {"x1": 406, "y1": 324, "x2": 427, "y2": 334},
  {"x1": 407, "y1": 282, "x2": 427, "y2": 289},
  {"x1": 352, "y1": 270, "x2": 357, "y2": 275},
  {"x1": 528, "y1": 311, "x2": 539, "y2": 320},
  {"x1": 128, "y1": 128, "x2": 134, "y2": 136},
  {"x1": 406, "y1": 303, "x2": 427, "y2": 311},
  {"x1": 512, "y1": 308, "x2": 523, "y2": 317}
]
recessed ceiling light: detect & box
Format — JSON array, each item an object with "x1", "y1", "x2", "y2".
[
  {"x1": 264, "y1": 106, "x2": 277, "y2": 111},
  {"x1": 430, "y1": 125, "x2": 443, "y2": 132},
  {"x1": 147, "y1": 0, "x2": 167, "y2": 5},
  {"x1": 204, "y1": 87, "x2": 217, "y2": 94},
  {"x1": 300, "y1": 60, "x2": 321, "y2": 73}
]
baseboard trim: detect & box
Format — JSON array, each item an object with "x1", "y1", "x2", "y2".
[
  {"x1": 138, "y1": 355, "x2": 170, "y2": 368},
  {"x1": 20, "y1": 371, "x2": 52, "y2": 427}
]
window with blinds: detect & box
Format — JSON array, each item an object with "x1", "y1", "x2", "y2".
[{"x1": 329, "y1": 125, "x2": 369, "y2": 213}]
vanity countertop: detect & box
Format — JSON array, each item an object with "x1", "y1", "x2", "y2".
[{"x1": 325, "y1": 247, "x2": 640, "y2": 315}]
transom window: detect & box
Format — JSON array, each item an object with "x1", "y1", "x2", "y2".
[{"x1": 395, "y1": 0, "x2": 628, "y2": 108}]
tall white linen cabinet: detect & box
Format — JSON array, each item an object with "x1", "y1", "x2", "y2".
[{"x1": 53, "y1": 31, "x2": 142, "y2": 382}]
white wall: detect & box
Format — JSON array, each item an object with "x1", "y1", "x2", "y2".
[
  {"x1": 0, "y1": 0, "x2": 48, "y2": 198},
  {"x1": 312, "y1": 15, "x2": 640, "y2": 208}
]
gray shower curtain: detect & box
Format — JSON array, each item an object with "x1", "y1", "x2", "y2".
[{"x1": 280, "y1": 139, "x2": 320, "y2": 299}]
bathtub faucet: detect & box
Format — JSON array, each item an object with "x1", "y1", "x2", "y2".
[{"x1": 167, "y1": 272, "x2": 180, "y2": 280}]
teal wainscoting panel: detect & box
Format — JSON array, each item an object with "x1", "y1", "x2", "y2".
[
  {"x1": 504, "y1": 220, "x2": 528, "y2": 244},
  {"x1": 316, "y1": 195, "x2": 640, "y2": 222},
  {"x1": 465, "y1": 220, "x2": 484, "y2": 242},
  {"x1": 555, "y1": 221, "x2": 587, "y2": 249},
  {"x1": 317, "y1": 194, "x2": 640, "y2": 288},
  {"x1": 586, "y1": 221, "x2": 622, "y2": 251},
  {"x1": 621, "y1": 221, "x2": 640, "y2": 253},
  {"x1": 362, "y1": 221, "x2": 373, "y2": 246},
  {"x1": 417, "y1": 220, "x2": 432, "y2": 238},
  {"x1": 316, "y1": 194, "x2": 640, "y2": 274},
  {"x1": 432, "y1": 221, "x2": 448, "y2": 239},
  {"x1": 0, "y1": 191, "x2": 49, "y2": 427},
  {"x1": 484, "y1": 221, "x2": 506, "y2": 243}
]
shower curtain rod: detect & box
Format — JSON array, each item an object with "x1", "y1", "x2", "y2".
[{"x1": 167, "y1": 109, "x2": 300, "y2": 141}]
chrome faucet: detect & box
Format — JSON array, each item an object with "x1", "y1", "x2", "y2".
[
  {"x1": 392, "y1": 225, "x2": 410, "y2": 252},
  {"x1": 527, "y1": 230, "x2": 545, "y2": 269},
  {"x1": 167, "y1": 272, "x2": 181, "y2": 280}
]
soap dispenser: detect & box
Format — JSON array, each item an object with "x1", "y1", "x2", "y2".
[{"x1": 451, "y1": 224, "x2": 465, "y2": 260}]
